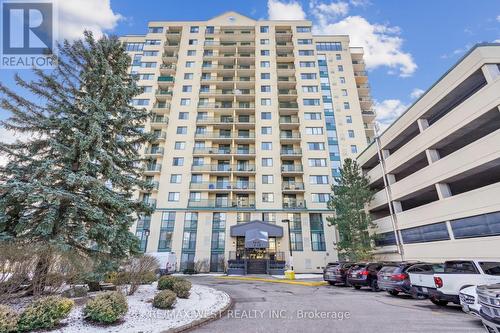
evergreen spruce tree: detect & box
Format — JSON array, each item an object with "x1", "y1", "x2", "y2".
[
  {"x1": 0, "y1": 31, "x2": 153, "y2": 291},
  {"x1": 327, "y1": 158, "x2": 375, "y2": 261}
]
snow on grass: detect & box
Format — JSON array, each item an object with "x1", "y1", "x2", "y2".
[{"x1": 55, "y1": 283, "x2": 230, "y2": 333}]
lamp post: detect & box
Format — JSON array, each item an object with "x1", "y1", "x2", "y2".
[
  {"x1": 282, "y1": 219, "x2": 294, "y2": 272},
  {"x1": 142, "y1": 228, "x2": 150, "y2": 252}
]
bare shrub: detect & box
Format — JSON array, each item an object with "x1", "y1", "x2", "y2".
[
  {"x1": 116, "y1": 255, "x2": 159, "y2": 295},
  {"x1": 194, "y1": 259, "x2": 210, "y2": 273}
]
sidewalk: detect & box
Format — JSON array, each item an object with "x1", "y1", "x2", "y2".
[{"x1": 217, "y1": 274, "x2": 327, "y2": 286}]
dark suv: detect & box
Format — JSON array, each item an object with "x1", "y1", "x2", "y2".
[
  {"x1": 347, "y1": 262, "x2": 384, "y2": 291},
  {"x1": 324, "y1": 262, "x2": 355, "y2": 285},
  {"x1": 377, "y1": 262, "x2": 427, "y2": 296}
]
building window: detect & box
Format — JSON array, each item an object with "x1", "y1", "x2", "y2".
[
  {"x1": 343, "y1": 102, "x2": 350, "y2": 109},
  {"x1": 374, "y1": 231, "x2": 397, "y2": 247},
  {"x1": 180, "y1": 99, "x2": 191, "y2": 106},
  {"x1": 316, "y1": 42, "x2": 342, "y2": 51},
  {"x1": 176, "y1": 126, "x2": 187, "y2": 134},
  {"x1": 296, "y1": 26, "x2": 311, "y2": 33},
  {"x1": 170, "y1": 174, "x2": 181, "y2": 183},
  {"x1": 181, "y1": 212, "x2": 198, "y2": 271},
  {"x1": 336, "y1": 54, "x2": 342, "y2": 60},
  {"x1": 305, "y1": 112, "x2": 322, "y2": 120},
  {"x1": 261, "y1": 142, "x2": 272, "y2": 150},
  {"x1": 182, "y1": 85, "x2": 192, "y2": 92},
  {"x1": 261, "y1": 112, "x2": 271, "y2": 119},
  {"x1": 346, "y1": 115, "x2": 352, "y2": 123},
  {"x1": 168, "y1": 192, "x2": 180, "y2": 202},
  {"x1": 350, "y1": 145, "x2": 358, "y2": 154},
  {"x1": 308, "y1": 142, "x2": 325, "y2": 150},
  {"x1": 299, "y1": 61, "x2": 315, "y2": 68},
  {"x1": 261, "y1": 73, "x2": 271, "y2": 79},
  {"x1": 303, "y1": 99, "x2": 320, "y2": 106},
  {"x1": 172, "y1": 157, "x2": 184, "y2": 166},
  {"x1": 301, "y1": 73, "x2": 317, "y2": 80},
  {"x1": 260, "y1": 39, "x2": 270, "y2": 45},
  {"x1": 308, "y1": 158, "x2": 327, "y2": 167},
  {"x1": 178, "y1": 112, "x2": 189, "y2": 120},
  {"x1": 210, "y1": 212, "x2": 226, "y2": 272},
  {"x1": 140, "y1": 62, "x2": 156, "y2": 68},
  {"x1": 190, "y1": 26, "x2": 199, "y2": 33},
  {"x1": 341, "y1": 89, "x2": 348, "y2": 96},
  {"x1": 261, "y1": 98, "x2": 271, "y2": 106},
  {"x1": 339, "y1": 76, "x2": 346, "y2": 84},
  {"x1": 261, "y1": 126, "x2": 272, "y2": 134},
  {"x1": 298, "y1": 39, "x2": 313, "y2": 45},
  {"x1": 302, "y1": 86, "x2": 318, "y2": 92},
  {"x1": 262, "y1": 193, "x2": 274, "y2": 203},
  {"x1": 306, "y1": 127, "x2": 323, "y2": 135},
  {"x1": 348, "y1": 130, "x2": 355, "y2": 138},
  {"x1": 184, "y1": 73, "x2": 193, "y2": 80},
  {"x1": 260, "y1": 50, "x2": 270, "y2": 56},
  {"x1": 310, "y1": 213, "x2": 326, "y2": 251},
  {"x1": 185, "y1": 61, "x2": 194, "y2": 68},
  {"x1": 205, "y1": 26, "x2": 214, "y2": 34},
  {"x1": 144, "y1": 39, "x2": 161, "y2": 45},
  {"x1": 158, "y1": 212, "x2": 175, "y2": 251},
  {"x1": 125, "y1": 42, "x2": 144, "y2": 51},
  {"x1": 188, "y1": 39, "x2": 198, "y2": 45},
  {"x1": 260, "y1": 26, "x2": 269, "y2": 33},
  {"x1": 299, "y1": 50, "x2": 314, "y2": 56},
  {"x1": 401, "y1": 223, "x2": 450, "y2": 244},
  {"x1": 132, "y1": 99, "x2": 149, "y2": 106},
  {"x1": 310, "y1": 175, "x2": 329, "y2": 184},
  {"x1": 262, "y1": 158, "x2": 273, "y2": 167},
  {"x1": 288, "y1": 213, "x2": 303, "y2": 251},
  {"x1": 312, "y1": 193, "x2": 330, "y2": 203},
  {"x1": 189, "y1": 192, "x2": 201, "y2": 202},
  {"x1": 174, "y1": 141, "x2": 185, "y2": 150},
  {"x1": 187, "y1": 50, "x2": 196, "y2": 56},
  {"x1": 261, "y1": 85, "x2": 271, "y2": 92},
  {"x1": 260, "y1": 61, "x2": 270, "y2": 68},
  {"x1": 262, "y1": 212, "x2": 276, "y2": 223},
  {"x1": 262, "y1": 175, "x2": 274, "y2": 184},
  {"x1": 450, "y1": 211, "x2": 500, "y2": 239},
  {"x1": 338, "y1": 65, "x2": 344, "y2": 72}
]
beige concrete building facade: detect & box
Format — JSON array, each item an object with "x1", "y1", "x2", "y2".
[
  {"x1": 358, "y1": 44, "x2": 500, "y2": 262},
  {"x1": 120, "y1": 12, "x2": 375, "y2": 273}
]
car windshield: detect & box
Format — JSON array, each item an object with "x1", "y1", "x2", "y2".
[
  {"x1": 352, "y1": 264, "x2": 366, "y2": 270},
  {"x1": 444, "y1": 261, "x2": 478, "y2": 274},
  {"x1": 479, "y1": 262, "x2": 500, "y2": 275}
]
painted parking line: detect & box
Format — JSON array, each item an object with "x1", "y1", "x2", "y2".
[{"x1": 216, "y1": 276, "x2": 328, "y2": 286}]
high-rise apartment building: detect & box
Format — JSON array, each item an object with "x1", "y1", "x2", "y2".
[
  {"x1": 359, "y1": 44, "x2": 500, "y2": 262},
  {"x1": 120, "y1": 12, "x2": 375, "y2": 273}
]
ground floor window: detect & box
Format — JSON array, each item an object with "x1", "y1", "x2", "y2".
[
  {"x1": 180, "y1": 253, "x2": 195, "y2": 271},
  {"x1": 309, "y1": 213, "x2": 326, "y2": 251},
  {"x1": 210, "y1": 252, "x2": 225, "y2": 272}
]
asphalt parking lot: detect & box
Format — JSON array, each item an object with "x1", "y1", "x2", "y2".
[{"x1": 186, "y1": 276, "x2": 485, "y2": 333}]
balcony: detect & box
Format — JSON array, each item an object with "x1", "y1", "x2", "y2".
[
  {"x1": 282, "y1": 182, "x2": 305, "y2": 192},
  {"x1": 362, "y1": 110, "x2": 376, "y2": 121},
  {"x1": 157, "y1": 76, "x2": 175, "y2": 87},
  {"x1": 144, "y1": 147, "x2": 164, "y2": 156},
  {"x1": 276, "y1": 53, "x2": 294, "y2": 62},
  {"x1": 281, "y1": 164, "x2": 304, "y2": 174},
  {"x1": 144, "y1": 164, "x2": 161, "y2": 174},
  {"x1": 150, "y1": 116, "x2": 168, "y2": 126},
  {"x1": 354, "y1": 71, "x2": 368, "y2": 83},
  {"x1": 187, "y1": 199, "x2": 256, "y2": 209},
  {"x1": 279, "y1": 116, "x2": 300, "y2": 128},
  {"x1": 196, "y1": 116, "x2": 234, "y2": 125},
  {"x1": 142, "y1": 198, "x2": 157, "y2": 209},
  {"x1": 282, "y1": 200, "x2": 307, "y2": 210},
  {"x1": 204, "y1": 41, "x2": 255, "y2": 48},
  {"x1": 281, "y1": 148, "x2": 302, "y2": 157},
  {"x1": 159, "y1": 64, "x2": 176, "y2": 74},
  {"x1": 278, "y1": 89, "x2": 297, "y2": 96},
  {"x1": 146, "y1": 180, "x2": 159, "y2": 191},
  {"x1": 189, "y1": 182, "x2": 256, "y2": 191},
  {"x1": 194, "y1": 132, "x2": 256, "y2": 140},
  {"x1": 151, "y1": 131, "x2": 166, "y2": 141},
  {"x1": 280, "y1": 132, "x2": 301, "y2": 142},
  {"x1": 279, "y1": 102, "x2": 299, "y2": 114},
  {"x1": 152, "y1": 103, "x2": 170, "y2": 113},
  {"x1": 359, "y1": 97, "x2": 373, "y2": 108},
  {"x1": 163, "y1": 41, "x2": 180, "y2": 48},
  {"x1": 191, "y1": 164, "x2": 256, "y2": 173},
  {"x1": 155, "y1": 89, "x2": 173, "y2": 101}
]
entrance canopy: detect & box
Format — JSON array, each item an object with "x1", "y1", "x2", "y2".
[
  {"x1": 230, "y1": 220, "x2": 284, "y2": 237},
  {"x1": 244, "y1": 229, "x2": 268, "y2": 248}
]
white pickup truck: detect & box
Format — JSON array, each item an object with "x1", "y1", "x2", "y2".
[{"x1": 409, "y1": 260, "x2": 500, "y2": 306}]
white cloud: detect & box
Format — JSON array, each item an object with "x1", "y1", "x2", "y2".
[
  {"x1": 497, "y1": 15, "x2": 500, "y2": 22},
  {"x1": 374, "y1": 99, "x2": 409, "y2": 131},
  {"x1": 267, "y1": 0, "x2": 306, "y2": 20},
  {"x1": 0, "y1": 126, "x2": 31, "y2": 166},
  {"x1": 310, "y1": 1, "x2": 349, "y2": 27},
  {"x1": 410, "y1": 88, "x2": 425, "y2": 99},
  {"x1": 58, "y1": 0, "x2": 123, "y2": 40},
  {"x1": 350, "y1": 0, "x2": 371, "y2": 7},
  {"x1": 314, "y1": 15, "x2": 417, "y2": 77}
]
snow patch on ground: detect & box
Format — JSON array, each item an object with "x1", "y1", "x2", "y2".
[
  {"x1": 55, "y1": 283, "x2": 230, "y2": 333},
  {"x1": 272, "y1": 274, "x2": 323, "y2": 280}
]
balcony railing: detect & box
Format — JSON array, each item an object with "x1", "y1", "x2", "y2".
[
  {"x1": 155, "y1": 89, "x2": 173, "y2": 96},
  {"x1": 146, "y1": 180, "x2": 159, "y2": 190},
  {"x1": 151, "y1": 116, "x2": 168, "y2": 124},
  {"x1": 278, "y1": 89, "x2": 298, "y2": 95},
  {"x1": 187, "y1": 199, "x2": 256, "y2": 209},
  {"x1": 279, "y1": 102, "x2": 299, "y2": 109},
  {"x1": 194, "y1": 132, "x2": 256, "y2": 140},
  {"x1": 279, "y1": 116, "x2": 300, "y2": 124},
  {"x1": 281, "y1": 148, "x2": 302, "y2": 156},
  {"x1": 191, "y1": 164, "x2": 256, "y2": 172},
  {"x1": 354, "y1": 71, "x2": 368, "y2": 77},
  {"x1": 282, "y1": 182, "x2": 305, "y2": 190},
  {"x1": 189, "y1": 182, "x2": 256, "y2": 190},
  {"x1": 283, "y1": 200, "x2": 307, "y2": 209},
  {"x1": 142, "y1": 198, "x2": 157, "y2": 208},
  {"x1": 280, "y1": 133, "x2": 301, "y2": 140},
  {"x1": 158, "y1": 76, "x2": 175, "y2": 82},
  {"x1": 144, "y1": 164, "x2": 161, "y2": 172},
  {"x1": 144, "y1": 147, "x2": 164, "y2": 155},
  {"x1": 151, "y1": 131, "x2": 166, "y2": 140},
  {"x1": 281, "y1": 165, "x2": 304, "y2": 172},
  {"x1": 160, "y1": 64, "x2": 176, "y2": 70},
  {"x1": 199, "y1": 89, "x2": 255, "y2": 95}
]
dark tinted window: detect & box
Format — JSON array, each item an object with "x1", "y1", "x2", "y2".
[
  {"x1": 451, "y1": 211, "x2": 500, "y2": 239},
  {"x1": 379, "y1": 266, "x2": 399, "y2": 273},
  {"x1": 444, "y1": 261, "x2": 479, "y2": 274},
  {"x1": 479, "y1": 262, "x2": 500, "y2": 276},
  {"x1": 374, "y1": 231, "x2": 397, "y2": 247},
  {"x1": 401, "y1": 222, "x2": 450, "y2": 244}
]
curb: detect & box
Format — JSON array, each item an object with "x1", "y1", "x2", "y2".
[
  {"x1": 216, "y1": 276, "x2": 328, "y2": 286},
  {"x1": 164, "y1": 292, "x2": 234, "y2": 333}
]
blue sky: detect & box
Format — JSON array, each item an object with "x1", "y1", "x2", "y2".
[{"x1": 1, "y1": 0, "x2": 500, "y2": 130}]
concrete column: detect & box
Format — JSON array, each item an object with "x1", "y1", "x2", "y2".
[
  {"x1": 392, "y1": 201, "x2": 403, "y2": 213},
  {"x1": 445, "y1": 221, "x2": 455, "y2": 240},
  {"x1": 417, "y1": 118, "x2": 429, "y2": 133},
  {"x1": 425, "y1": 149, "x2": 441, "y2": 164},
  {"x1": 435, "y1": 182, "x2": 452, "y2": 200},
  {"x1": 481, "y1": 64, "x2": 500, "y2": 84},
  {"x1": 382, "y1": 149, "x2": 390, "y2": 159}
]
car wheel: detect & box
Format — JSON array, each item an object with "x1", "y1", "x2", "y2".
[
  {"x1": 353, "y1": 285, "x2": 361, "y2": 290},
  {"x1": 430, "y1": 299, "x2": 448, "y2": 306},
  {"x1": 370, "y1": 280, "x2": 380, "y2": 292},
  {"x1": 328, "y1": 281, "x2": 336, "y2": 285},
  {"x1": 388, "y1": 290, "x2": 399, "y2": 296}
]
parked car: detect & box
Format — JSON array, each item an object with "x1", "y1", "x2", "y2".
[
  {"x1": 408, "y1": 263, "x2": 444, "y2": 299},
  {"x1": 409, "y1": 260, "x2": 500, "y2": 306},
  {"x1": 377, "y1": 262, "x2": 427, "y2": 296},
  {"x1": 477, "y1": 283, "x2": 500, "y2": 333},
  {"x1": 324, "y1": 262, "x2": 355, "y2": 285},
  {"x1": 459, "y1": 285, "x2": 480, "y2": 317},
  {"x1": 347, "y1": 262, "x2": 384, "y2": 291}
]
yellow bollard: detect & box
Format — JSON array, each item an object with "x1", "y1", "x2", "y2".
[{"x1": 285, "y1": 270, "x2": 295, "y2": 280}]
